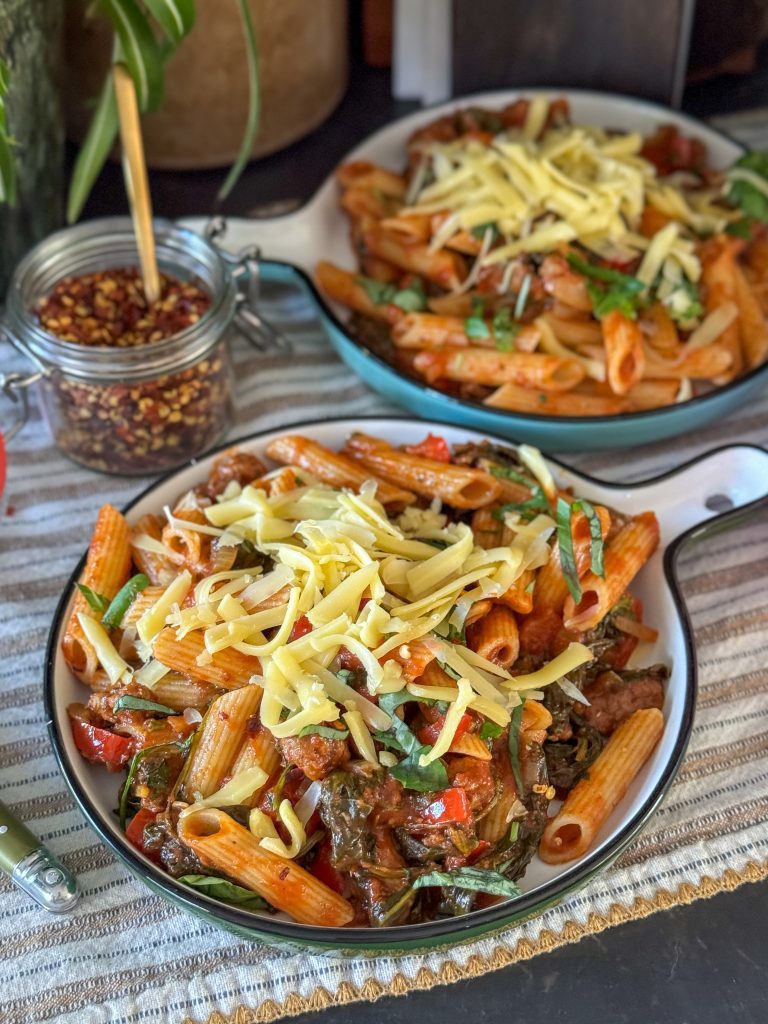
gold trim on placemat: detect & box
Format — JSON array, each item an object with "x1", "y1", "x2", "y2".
[{"x1": 193, "y1": 859, "x2": 768, "y2": 1024}]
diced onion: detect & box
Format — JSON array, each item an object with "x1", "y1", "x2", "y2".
[{"x1": 558, "y1": 677, "x2": 590, "y2": 706}]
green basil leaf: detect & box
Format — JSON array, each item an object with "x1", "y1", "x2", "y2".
[
  {"x1": 392, "y1": 279, "x2": 427, "y2": 312},
  {"x1": 298, "y1": 725, "x2": 350, "y2": 740},
  {"x1": 76, "y1": 583, "x2": 111, "y2": 614},
  {"x1": 357, "y1": 275, "x2": 397, "y2": 306},
  {"x1": 578, "y1": 498, "x2": 605, "y2": 578},
  {"x1": 412, "y1": 866, "x2": 522, "y2": 898},
  {"x1": 470, "y1": 221, "x2": 499, "y2": 242},
  {"x1": 179, "y1": 874, "x2": 270, "y2": 911},
  {"x1": 568, "y1": 253, "x2": 647, "y2": 321},
  {"x1": 446, "y1": 620, "x2": 467, "y2": 645},
  {"x1": 508, "y1": 702, "x2": 524, "y2": 797},
  {"x1": 489, "y1": 464, "x2": 537, "y2": 487},
  {"x1": 508, "y1": 820, "x2": 520, "y2": 842},
  {"x1": 373, "y1": 730, "x2": 406, "y2": 753},
  {"x1": 112, "y1": 695, "x2": 176, "y2": 716},
  {"x1": 567, "y1": 253, "x2": 645, "y2": 290},
  {"x1": 492, "y1": 486, "x2": 549, "y2": 523},
  {"x1": 119, "y1": 735, "x2": 192, "y2": 828},
  {"x1": 101, "y1": 573, "x2": 150, "y2": 629},
  {"x1": 437, "y1": 660, "x2": 462, "y2": 682},
  {"x1": 556, "y1": 497, "x2": 582, "y2": 603},
  {"x1": 726, "y1": 217, "x2": 754, "y2": 239},
  {"x1": 479, "y1": 721, "x2": 503, "y2": 741},
  {"x1": 465, "y1": 315, "x2": 491, "y2": 340},
  {"x1": 390, "y1": 754, "x2": 449, "y2": 793},
  {"x1": 492, "y1": 307, "x2": 519, "y2": 352},
  {"x1": 727, "y1": 152, "x2": 768, "y2": 223}
]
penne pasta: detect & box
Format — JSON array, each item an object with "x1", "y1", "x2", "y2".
[
  {"x1": 130, "y1": 514, "x2": 178, "y2": 586},
  {"x1": 563, "y1": 512, "x2": 660, "y2": 632},
  {"x1": 414, "y1": 347, "x2": 585, "y2": 392},
  {"x1": 362, "y1": 224, "x2": 466, "y2": 290},
  {"x1": 733, "y1": 261, "x2": 768, "y2": 369},
  {"x1": 336, "y1": 160, "x2": 406, "y2": 198},
  {"x1": 484, "y1": 382, "x2": 626, "y2": 416},
  {"x1": 62, "y1": 504, "x2": 132, "y2": 684},
  {"x1": 178, "y1": 808, "x2": 355, "y2": 926},
  {"x1": 264, "y1": 434, "x2": 415, "y2": 508},
  {"x1": 467, "y1": 604, "x2": 520, "y2": 668},
  {"x1": 152, "y1": 628, "x2": 261, "y2": 690},
  {"x1": 700, "y1": 236, "x2": 743, "y2": 379},
  {"x1": 315, "y1": 261, "x2": 403, "y2": 324},
  {"x1": 181, "y1": 685, "x2": 263, "y2": 800},
  {"x1": 602, "y1": 311, "x2": 645, "y2": 396},
  {"x1": 539, "y1": 708, "x2": 663, "y2": 863},
  {"x1": 345, "y1": 432, "x2": 501, "y2": 509}
]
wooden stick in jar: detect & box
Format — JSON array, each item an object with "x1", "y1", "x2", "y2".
[{"x1": 112, "y1": 63, "x2": 161, "y2": 304}]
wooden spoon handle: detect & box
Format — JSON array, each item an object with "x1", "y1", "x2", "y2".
[{"x1": 112, "y1": 63, "x2": 161, "y2": 304}]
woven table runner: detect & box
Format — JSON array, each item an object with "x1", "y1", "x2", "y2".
[{"x1": 2, "y1": 273, "x2": 768, "y2": 1024}]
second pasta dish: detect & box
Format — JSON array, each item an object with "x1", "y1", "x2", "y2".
[
  {"x1": 63, "y1": 431, "x2": 667, "y2": 927},
  {"x1": 317, "y1": 96, "x2": 768, "y2": 417}
]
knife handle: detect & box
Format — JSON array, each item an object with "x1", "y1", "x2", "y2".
[{"x1": 0, "y1": 800, "x2": 80, "y2": 912}]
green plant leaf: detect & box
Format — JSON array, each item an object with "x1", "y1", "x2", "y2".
[
  {"x1": 412, "y1": 866, "x2": 522, "y2": 898},
  {"x1": 298, "y1": 724, "x2": 350, "y2": 740},
  {"x1": 112, "y1": 695, "x2": 176, "y2": 715},
  {"x1": 507, "y1": 702, "x2": 524, "y2": 796},
  {"x1": 76, "y1": 583, "x2": 111, "y2": 615},
  {"x1": 0, "y1": 58, "x2": 16, "y2": 206},
  {"x1": 101, "y1": 573, "x2": 150, "y2": 629},
  {"x1": 100, "y1": 0, "x2": 165, "y2": 111},
  {"x1": 143, "y1": 0, "x2": 196, "y2": 44},
  {"x1": 217, "y1": 0, "x2": 260, "y2": 202},
  {"x1": 178, "y1": 874, "x2": 270, "y2": 911},
  {"x1": 727, "y1": 152, "x2": 768, "y2": 223},
  {"x1": 67, "y1": 75, "x2": 119, "y2": 223}
]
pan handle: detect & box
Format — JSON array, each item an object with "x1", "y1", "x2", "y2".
[{"x1": 622, "y1": 444, "x2": 768, "y2": 548}]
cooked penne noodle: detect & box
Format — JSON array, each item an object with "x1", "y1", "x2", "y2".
[
  {"x1": 362, "y1": 225, "x2": 466, "y2": 290},
  {"x1": 230, "y1": 727, "x2": 281, "y2": 790},
  {"x1": 162, "y1": 508, "x2": 210, "y2": 575},
  {"x1": 602, "y1": 311, "x2": 645, "y2": 396},
  {"x1": 470, "y1": 507, "x2": 513, "y2": 549},
  {"x1": 539, "y1": 708, "x2": 664, "y2": 863},
  {"x1": 414, "y1": 347, "x2": 585, "y2": 392},
  {"x1": 131, "y1": 514, "x2": 178, "y2": 586},
  {"x1": 498, "y1": 568, "x2": 536, "y2": 615},
  {"x1": 380, "y1": 212, "x2": 432, "y2": 241},
  {"x1": 563, "y1": 512, "x2": 659, "y2": 632},
  {"x1": 542, "y1": 313, "x2": 603, "y2": 346},
  {"x1": 150, "y1": 673, "x2": 221, "y2": 712},
  {"x1": 315, "y1": 261, "x2": 403, "y2": 323},
  {"x1": 122, "y1": 586, "x2": 166, "y2": 627},
  {"x1": 700, "y1": 235, "x2": 743, "y2": 379},
  {"x1": 264, "y1": 434, "x2": 415, "y2": 508},
  {"x1": 178, "y1": 809, "x2": 355, "y2": 926},
  {"x1": 62, "y1": 504, "x2": 132, "y2": 683},
  {"x1": 642, "y1": 343, "x2": 732, "y2": 382},
  {"x1": 449, "y1": 731, "x2": 492, "y2": 760},
  {"x1": 623, "y1": 379, "x2": 680, "y2": 410},
  {"x1": 345, "y1": 432, "x2": 501, "y2": 508},
  {"x1": 467, "y1": 604, "x2": 520, "y2": 668},
  {"x1": 152, "y1": 628, "x2": 260, "y2": 690},
  {"x1": 181, "y1": 685, "x2": 263, "y2": 800},
  {"x1": 336, "y1": 160, "x2": 406, "y2": 198},
  {"x1": 641, "y1": 303, "x2": 680, "y2": 357},
  {"x1": 733, "y1": 262, "x2": 768, "y2": 369},
  {"x1": 484, "y1": 382, "x2": 626, "y2": 416}
]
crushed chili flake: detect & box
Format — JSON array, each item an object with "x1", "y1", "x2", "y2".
[
  {"x1": 36, "y1": 268, "x2": 211, "y2": 348},
  {"x1": 35, "y1": 267, "x2": 232, "y2": 475}
]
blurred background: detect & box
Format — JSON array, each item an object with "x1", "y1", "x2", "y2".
[{"x1": 2, "y1": 0, "x2": 768, "y2": 287}]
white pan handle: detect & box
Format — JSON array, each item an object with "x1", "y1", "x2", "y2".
[{"x1": 619, "y1": 445, "x2": 768, "y2": 546}]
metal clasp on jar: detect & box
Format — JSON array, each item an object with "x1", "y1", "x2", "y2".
[
  {"x1": 0, "y1": 369, "x2": 43, "y2": 444},
  {"x1": 205, "y1": 216, "x2": 292, "y2": 354}
]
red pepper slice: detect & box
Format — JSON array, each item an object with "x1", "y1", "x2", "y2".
[
  {"x1": 404, "y1": 433, "x2": 451, "y2": 463},
  {"x1": 70, "y1": 714, "x2": 135, "y2": 769},
  {"x1": 423, "y1": 787, "x2": 472, "y2": 825},
  {"x1": 338, "y1": 646, "x2": 363, "y2": 671},
  {"x1": 125, "y1": 808, "x2": 161, "y2": 862},
  {"x1": 466, "y1": 839, "x2": 491, "y2": 864},
  {"x1": 417, "y1": 712, "x2": 473, "y2": 747},
  {"x1": 309, "y1": 837, "x2": 345, "y2": 894},
  {"x1": 288, "y1": 614, "x2": 313, "y2": 642}
]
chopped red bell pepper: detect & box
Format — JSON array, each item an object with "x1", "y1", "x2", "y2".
[
  {"x1": 309, "y1": 837, "x2": 345, "y2": 894},
  {"x1": 288, "y1": 614, "x2": 313, "y2": 642},
  {"x1": 125, "y1": 808, "x2": 161, "y2": 862},
  {"x1": 417, "y1": 712, "x2": 473, "y2": 747},
  {"x1": 423, "y1": 787, "x2": 472, "y2": 826},
  {"x1": 69, "y1": 713, "x2": 135, "y2": 769},
  {"x1": 404, "y1": 433, "x2": 451, "y2": 463},
  {"x1": 466, "y1": 839, "x2": 491, "y2": 864}
]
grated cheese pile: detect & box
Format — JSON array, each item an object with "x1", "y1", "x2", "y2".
[
  {"x1": 404, "y1": 96, "x2": 737, "y2": 288},
  {"x1": 116, "y1": 468, "x2": 594, "y2": 768}
]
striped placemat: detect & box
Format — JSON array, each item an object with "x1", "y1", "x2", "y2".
[{"x1": 2, "y1": 276, "x2": 768, "y2": 1024}]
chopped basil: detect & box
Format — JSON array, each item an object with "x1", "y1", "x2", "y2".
[
  {"x1": 726, "y1": 217, "x2": 754, "y2": 239},
  {"x1": 567, "y1": 253, "x2": 647, "y2": 320},
  {"x1": 479, "y1": 721, "x2": 503, "y2": 742},
  {"x1": 378, "y1": 691, "x2": 449, "y2": 792},
  {"x1": 357, "y1": 274, "x2": 427, "y2": 312},
  {"x1": 489, "y1": 464, "x2": 537, "y2": 487},
  {"x1": 76, "y1": 583, "x2": 110, "y2": 614},
  {"x1": 335, "y1": 669, "x2": 355, "y2": 684},
  {"x1": 465, "y1": 297, "x2": 490, "y2": 340},
  {"x1": 470, "y1": 221, "x2": 499, "y2": 242},
  {"x1": 119, "y1": 735, "x2": 192, "y2": 828},
  {"x1": 101, "y1": 574, "x2": 151, "y2": 629},
  {"x1": 492, "y1": 307, "x2": 519, "y2": 352},
  {"x1": 437, "y1": 660, "x2": 462, "y2": 682},
  {"x1": 179, "y1": 874, "x2": 270, "y2": 911},
  {"x1": 298, "y1": 725, "x2": 350, "y2": 740},
  {"x1": 112, "y1": 695, "x2": 176, "y2": 716},
  {"x1": 446, "y1": 620, "x2": 467, "y2": 645},
  {"x1": 509, "y1": 821, "x2": 520, "y2": 842},
  {"x1": 508, "y1": 702, "x2": 524, "y2": 796},
  {"x1": 556, "y1": 498, "x2": 605, "y2": 603},
  {"x1": 412, "y1": 866, "x2": 522, "y2": 898},
  {"x1": 727, "y1": 152, "x2": 768, "y2": 224},
  {"x1": 492, "y1": 485, "x2": 549, "y2": 522}
]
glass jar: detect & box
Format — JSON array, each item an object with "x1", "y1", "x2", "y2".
[{"x1": 1, "y1": 217, "x2": 278, "y2": 476}]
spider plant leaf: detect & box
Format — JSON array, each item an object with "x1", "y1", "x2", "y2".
[
  {"x1": 99, "y1": 0, "x2": 165, "y2": 111},
  {"x1": 66, "y1": 75, "x2": 119, "y2": 223},
  {"x1": 217, "y1": 0, "x2": 260, "y2": 202},
  {"x1": 142, "y1": 0, "x2": 196, "y2": 45}
]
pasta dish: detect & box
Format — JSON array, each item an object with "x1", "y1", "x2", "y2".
[
  {"x1": 317, "y1": 97, "x2": 768, "y2": 417},
  {"x1": 64, "y1": 431, "x2": 667, "y2": 926}
]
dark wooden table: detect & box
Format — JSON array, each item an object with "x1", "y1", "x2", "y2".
[{"x1": 76, "y1": 59, "x2": 768, "y2": 1024}]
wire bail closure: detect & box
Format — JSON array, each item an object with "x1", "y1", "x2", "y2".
[
  {"x1": 205, "y1": 216, "x2": 292, "y2": 354},
  {"x1": 0, "y1": 370, "x2": 41, "y2": 444}
]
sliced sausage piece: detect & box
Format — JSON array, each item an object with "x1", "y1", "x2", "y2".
[
  {"x1": 578, "y1": 666, "x2": 666, "y2": 735},
  {"x1": 277, "y1": 733, "x2": 350, "y2": 781}
]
